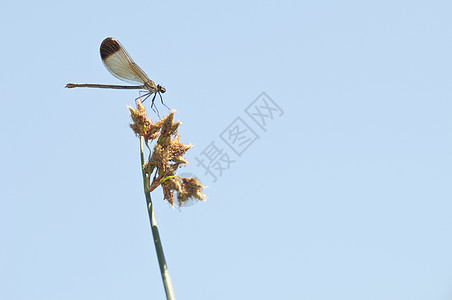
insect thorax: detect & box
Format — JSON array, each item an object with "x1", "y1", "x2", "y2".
[{"x1": 144, "y1": 80, "x2": 157, "y2": 92}]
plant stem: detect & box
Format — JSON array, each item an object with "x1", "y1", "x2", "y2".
[{"x1": 140, "y1": 136, "x2": 176, "y2": 300}]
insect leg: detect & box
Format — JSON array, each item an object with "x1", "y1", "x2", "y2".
[{"x1": 159, "y1": 92, "x2": 170, "y2": 110}]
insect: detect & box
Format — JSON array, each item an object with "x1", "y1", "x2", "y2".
[{"x1": 66, "y1": 37, "x2": 167, "y2": 113}]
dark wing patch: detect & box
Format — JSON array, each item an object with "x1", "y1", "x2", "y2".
[{"x1": 100, "y1": 37, "x2": 121, "y2": 60}]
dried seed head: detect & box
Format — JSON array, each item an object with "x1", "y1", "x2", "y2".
[
  {"x1": 160, "y1": 111, "x2": 180, "y2": 138},
  {"x1": 130, "y1": 104, "x2": 206, "y2": 206},
  {"x1": 180, "y1": 177, "x2": 206, "y2": 203},
  {"x1": 161, "y1": 176, "x2": 206, "y2": 207},
  {"x1": 162, "y1": 177, "x2": 182, "y2": 206},
  {"x1": 149, "y1": 144, "x2": 170, "y2": 173},
  {"x1": 129, "y1": 101, "x2": 156, "y2": 137},
  {"x1": 168, "y1": 136, "x2": 192, "y2": 164}
]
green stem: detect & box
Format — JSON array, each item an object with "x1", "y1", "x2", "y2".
[{"x1": 140, "y1": 136, "x2": 176, "y2": 300}]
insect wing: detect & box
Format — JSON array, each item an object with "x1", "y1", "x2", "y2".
[{"x1": 100, "y1": 37, "x2": 150, "y2": 84}]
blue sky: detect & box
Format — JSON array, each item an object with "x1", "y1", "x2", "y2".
[{"x1": 1, "y1": 0, "x2": 452, "y2": 299}]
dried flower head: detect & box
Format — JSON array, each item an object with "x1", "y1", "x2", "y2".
[{"x1": 130, "y1": 101, "x2": 206, "y2": 206}]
